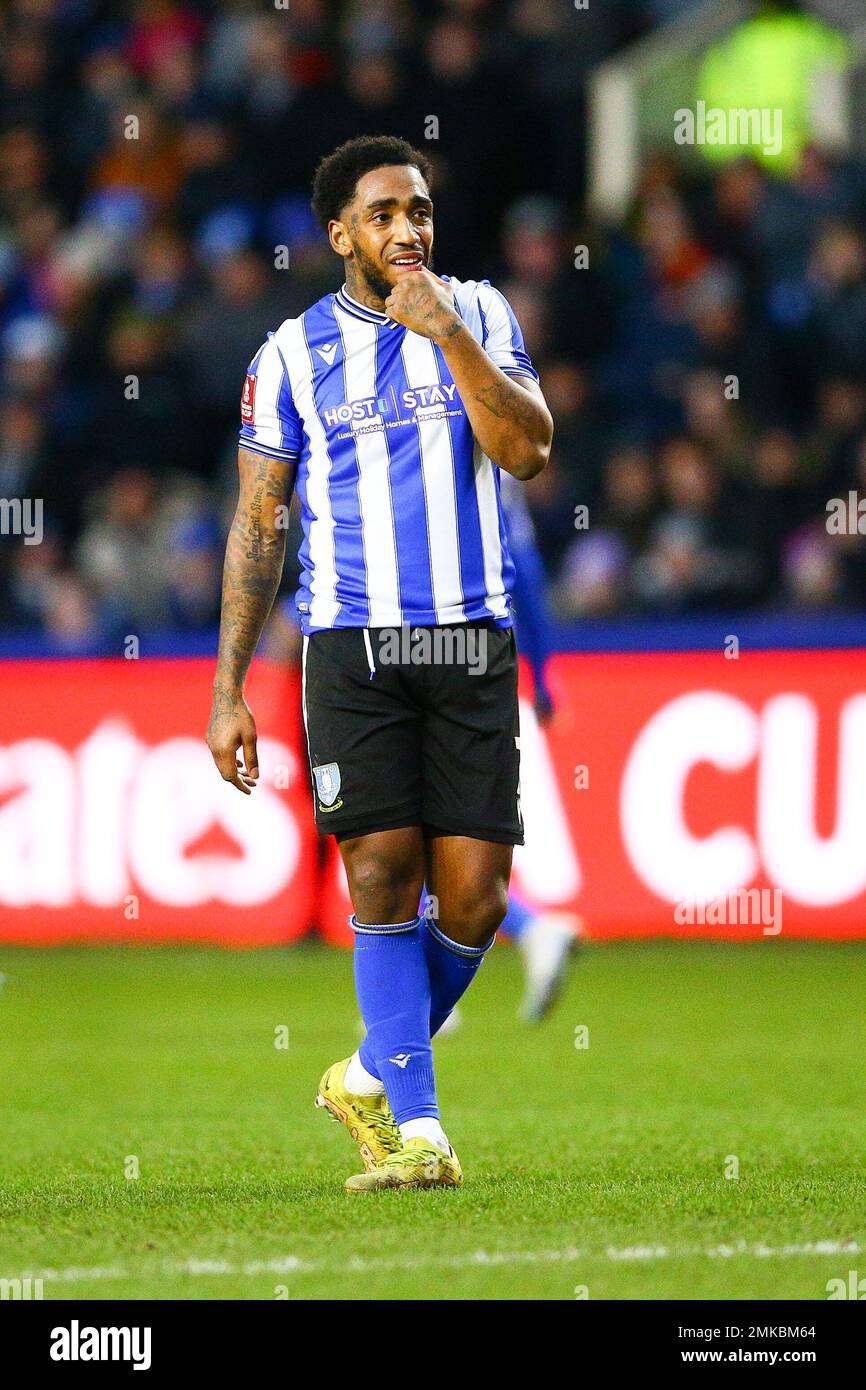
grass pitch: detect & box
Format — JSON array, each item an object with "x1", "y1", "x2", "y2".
[{"x1": 0, "y1": 939, "x2": 863, "y2": 1301}]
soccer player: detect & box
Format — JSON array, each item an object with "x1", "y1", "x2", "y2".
[
  {"x1": 498, "y1": 474, "x2": 582, "y2": 1022},
  {"x1": 206, "y1": 136, "x2": 553, "y2": 1192}
]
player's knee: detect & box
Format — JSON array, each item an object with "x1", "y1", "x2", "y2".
[
  {"x1": 440, "y1": 878, "x2": 508, "y2": 948},
  {"x1": 347, "y1": 852, "x2": 420, "y2": 925},
  {"x1": 474, "y1": 879, "x2": 509, "y2": 942}
]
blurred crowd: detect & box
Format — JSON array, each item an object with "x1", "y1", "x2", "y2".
[{"x1": 2, "y1": 0, "x2": 866, "y2": 647}]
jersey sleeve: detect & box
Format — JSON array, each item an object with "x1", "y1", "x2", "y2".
[
  {"x1": 238, "y1": 331, "x2": 302, "y2": 462},
  {"x1": 475, "y1": 280, "x2": 539, "y2": 383}
]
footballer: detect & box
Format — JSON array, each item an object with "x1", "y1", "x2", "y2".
[{"x1": 207, "y1": 136, "x2": 553, "y2": 1192}]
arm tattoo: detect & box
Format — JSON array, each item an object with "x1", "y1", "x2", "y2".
[
  {"x1": 473, "y1": 381, "x2": 538, "y2": 430},
  {"x1": 214, "y1": 454, "x2": 289, "y2": 693}
]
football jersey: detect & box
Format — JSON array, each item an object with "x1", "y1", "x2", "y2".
[{"x1": 239, "y1": 277, "x2": 537, "y2": 633}]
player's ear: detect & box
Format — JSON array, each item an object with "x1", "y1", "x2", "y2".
[{"x1": 328, "y1": 219, "x2": 352, "y2": 259}]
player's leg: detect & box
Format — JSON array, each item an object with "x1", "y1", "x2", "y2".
[
  {"x1": 424, "y1": 887, "x2": 582, "y2": 1030},
  {"x1": 339, "y1": 826, "x2": 437, "y2": 1125},
  {"x1": 317, "y1": 824, "x2": 436, "y2": 1180},
  {"x1": 425, "y1": 833, "x2": 511, "y2": 947},
  {"x1": 335, "y1": 823, "x2": 464, "y2": 1191},
  {"x1": 339, "y1": 828, "x2": 425, "y2": 1108},
  {"x1": 499, "y1": 889, "x2": 582, "y2": 1023},
  {"x1": 498, "y1": 890, "x2": 534, "y2": 944},
  {"x1": 416, "y1": 623, "x2": 523, "y2": 1033},
  {"x1": 304, "y1": 630, "x2": 460, "y2": 1189},
  {"x1": 340, "y1": 826, "x2": 425, "y2": 925},
  {"x1": 421, "y1": 833, "x2": 511, "y2": 1035}
]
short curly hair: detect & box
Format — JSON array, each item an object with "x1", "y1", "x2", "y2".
[{"x1": 311, "y1": 135, "x2": 433, "y2": 231}]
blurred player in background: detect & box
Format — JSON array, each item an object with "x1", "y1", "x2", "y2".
[
  {"x1": 207, "y1": 136, "x2": 553, "y2": 1192},
  {"x1": 440, "y1": 473, "x2": 583, "y2": 1030},
  {"x1": 497, "y1": 475, "x2": 583, "y2": 1021}
]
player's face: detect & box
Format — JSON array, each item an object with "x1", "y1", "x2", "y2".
[{"x1": 335, "y1": 165, "x2": 434, "y2": 302}]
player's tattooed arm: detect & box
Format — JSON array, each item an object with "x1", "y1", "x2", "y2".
[
  {"x1": 383, "y1": 269, "x2": 552, "y2": 478},
  {"x1": 207, "y1": 446, "x2": 293, "y2": 793},
  {"x1": 436, "y1": 326, "x2": 552, "y2": 480},
  {"x1": 449, "y1": 345, "x2": 553, "y2": 481},
  {"x1": 472, "y1": 381, "x2": 543, "y2": 432}
]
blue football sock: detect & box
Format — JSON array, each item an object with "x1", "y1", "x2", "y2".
[
  {"x1": 353, "y1": 914, "x2": 439, "y2": 1123},
  {"x1": 423, "y1": 915, "x2": 495, "y2": 1036},
  {"x1": 498, "y1": 891, "x2": 533, "y2": 943}
]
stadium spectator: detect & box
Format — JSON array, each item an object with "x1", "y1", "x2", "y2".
[{"x1": 3, "y1": 0, "x2": 866, "y2": 639}]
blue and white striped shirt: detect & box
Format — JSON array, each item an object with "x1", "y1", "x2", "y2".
[{"x1": 239, "y1": 277, "x2": 537, "y2": 634}]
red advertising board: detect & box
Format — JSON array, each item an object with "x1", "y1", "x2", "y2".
[
  {"x1": 0, "y1": 658, "x2": 316, "y2": 944},
  {"x1": 539, "y1": 648, "x2": 866, "y2": 940},
  {"x1": 2, "y1": 649, "x2": 865, "y2": 943}
]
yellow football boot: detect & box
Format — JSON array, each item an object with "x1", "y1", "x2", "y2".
[
  {"x1": 344, "y1": 1136, "x2": 464, "y2": 1193},
  {"x1": 315, "y1": 1057, "x2": 401, "y2": 1172}
]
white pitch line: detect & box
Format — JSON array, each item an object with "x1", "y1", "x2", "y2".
[{"x1": 15, "y1": 1239, "x2": 862, "y2": 1286}]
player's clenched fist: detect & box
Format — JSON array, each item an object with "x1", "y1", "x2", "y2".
[
  {"x1": 385, "y1": 268, "x2": 461, "y2": 344},
  {"x1": 207, "y1": 686, "x2": 260, "y2": 794}
]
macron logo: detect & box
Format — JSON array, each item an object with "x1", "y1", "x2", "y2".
[
  {"x1": 316, "y1": 344, "x2": 338, "y2": 366},
  {"x1": 388, "y1": 1054, "x2": 411, "y2": 1069}
]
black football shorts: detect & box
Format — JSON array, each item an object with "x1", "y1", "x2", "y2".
[{"x1": 301, "y1": 621, "x2": 523, "y2": 845}]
